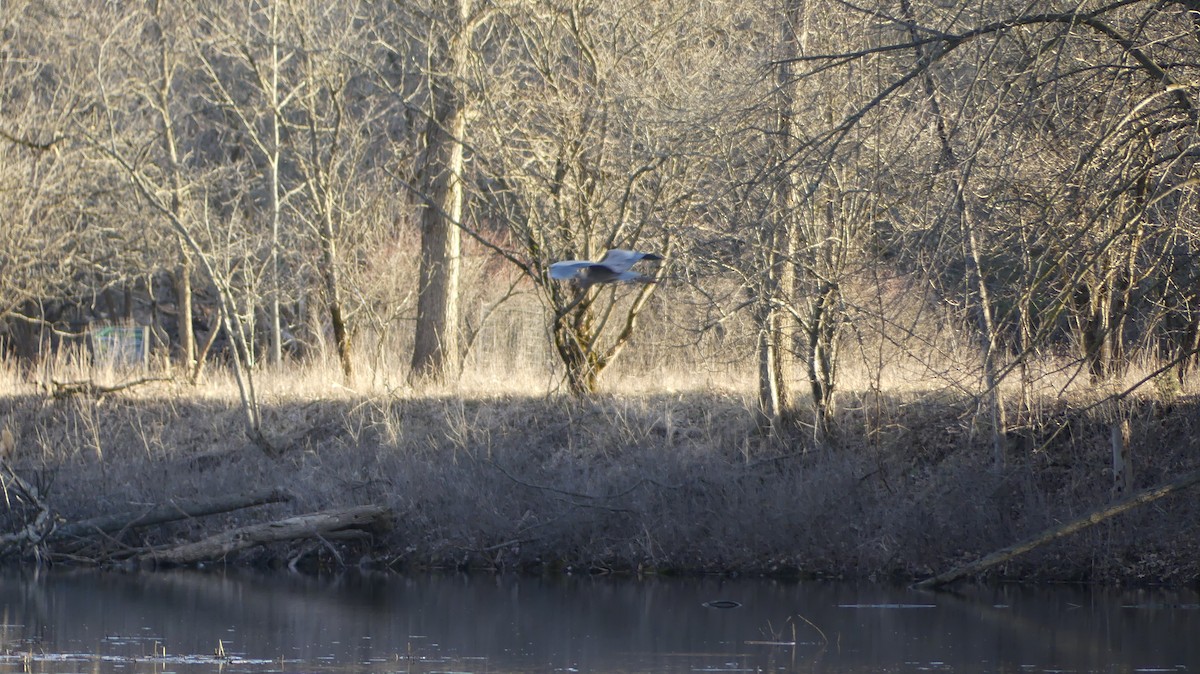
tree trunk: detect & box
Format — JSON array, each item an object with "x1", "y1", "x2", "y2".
[
  {"x1": 151, "y1": 7, "x2": 196, "y2": 377},
  {"x1": 1111, "y1": 417, "x2": 1133, "y2": 496},
  {"x1": 266, "y1": 0, "x2": 284, "y2": 368},
  {"x1": 175, "y1": 249, "x2": 195, "y2": 375},
  {"x1": 901, "y1": 0, "x2": 1007, "y2": 466},
  {"x1": 754, "y1": 0, "x2": 811, "y2": 435},
  {"x1": 1073, "y1": 276, "x2": 1112, "y2": 382},
  {"x1": 755, "y1": 301, "x2": 784, "y2": 432},
  {"x1": 805, "y1": 280, "x2": 840, "y2": 439},
  {"x1": 1177, "y1": 297, "x2": 1200, "y2": 383},
  {"x1": 964, "y1": 207, "x2": 1009, "y2": 468},
  {"x1": 319, "y1": 210, "x2": 354, "y2": 382},
  {"x1": 553, "y1": 293, "x2": 601, "y2": 395},
  {"x1": 410, "y1": 130, "x2": 463, "y2": 381},
  {"x1": 410, "y1": 0, "x2": 471, "y2": 384},
  {"x1": 562, "y1": 344, "x2": 600, "y2": 395}
]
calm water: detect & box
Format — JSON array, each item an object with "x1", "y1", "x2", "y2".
[{"x1": 0, "y1": 569, "x2": 1195, "y2": 673}]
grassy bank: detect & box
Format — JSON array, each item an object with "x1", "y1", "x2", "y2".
[{"x1": 0, "y1": 359, "x2": 1198, "y2": 585}]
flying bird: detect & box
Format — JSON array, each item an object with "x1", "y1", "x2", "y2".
[{"x1": 549, "y1": 249, "x2": 664, "y2": 289}]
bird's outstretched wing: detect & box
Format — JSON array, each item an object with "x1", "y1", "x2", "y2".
[
  {"x1": 598, "y1": 249, "x2": 664, "y2": 274},
  {"x1": 549, "y1": 260, "x2": 594, "y2": 280}
]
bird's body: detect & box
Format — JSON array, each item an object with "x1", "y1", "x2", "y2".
[{"x1": 549, "y1": 249, "x2": 664, "y2": 288}]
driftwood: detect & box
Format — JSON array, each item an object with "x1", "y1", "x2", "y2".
[
  {"x1": 48, "y1": 487, "x2": 293, "y2": 544},
  {"x1": 915, "y1": 463, "x2": 1200, "y2": 589},
  {"x1": 0, "y1": 484, "x2": 292, "y2": 560},
  {"x1": 138, "y1": 505, "x2": 391, "y2": 566},
  {"x1": 0, "y1": 425, "x2": 303, "y2": 563}
]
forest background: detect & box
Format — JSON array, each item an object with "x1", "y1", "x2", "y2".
[{"x1": 3, "y1": 0, "x2": 1200, "y2": 582}]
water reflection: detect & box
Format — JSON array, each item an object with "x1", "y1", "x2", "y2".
[{"x1": 0, "y1": 568, "x2": 1194, "y2": 673}]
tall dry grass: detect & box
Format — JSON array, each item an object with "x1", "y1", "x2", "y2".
[{"x1": 0, "y1": 278, "x2": 1198, "y2": 584}]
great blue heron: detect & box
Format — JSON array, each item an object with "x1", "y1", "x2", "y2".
[{"x1": 548, "y1": 249, "x2": 664, "y2": 289}]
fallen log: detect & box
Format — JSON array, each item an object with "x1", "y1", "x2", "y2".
[
  {"x1": 915, "y1": 463, "x2": 1200, "y2": 589},
  {"x1": 49, "y1": 487, "x2": 293, "y2": 544},
  {"x1": 138, "y1": 505, "x2": 391, "y2": 566}
]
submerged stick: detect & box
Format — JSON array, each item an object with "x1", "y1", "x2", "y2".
[{"x1": 915, "y1": 464, "x2": 1200, "y2": 589}]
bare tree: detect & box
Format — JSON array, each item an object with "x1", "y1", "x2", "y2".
[
  {"x1": 192, "y1": 0, "x2": 304, "y2": 369},
  {"x1": 707, "y1": 0, "x2": 867, "y2": 435},
  {"x1": 284, "y1": 0, "x2": 398, "y2": 383},
  {"x1": 76, "y1": 1, "x2": 274, "y2": 451},
  {"x1": 0, "y1": 0, "x2": 162, "y2": 367},
  {"x1": 465, "y1": 0, "x2": 727, "y2": 394},
  {"x1": 0, "y1": 1, "x2": 78, "y2": 333},
  {"x1": 143, "y1": 0, "x2": 201, "y2": 376}
]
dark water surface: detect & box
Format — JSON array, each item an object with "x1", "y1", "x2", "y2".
[{"x1": 0, "y1": 569, "x2": 1195, "y2": 673}]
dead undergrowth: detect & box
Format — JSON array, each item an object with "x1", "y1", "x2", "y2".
[{"x1": 0, "y1": 358, "x2": 1197, "y2": 585}]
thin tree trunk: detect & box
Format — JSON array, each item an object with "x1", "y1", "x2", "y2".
[
  {"x1": 756, "y1": 303, "x2": 784, "y2": 432},
  {"x1": 805, "y1": 281, "x2": 840, "y2": 439},
  {"x1": 150, "y1": 5, "x2": 195, "y2": 375},
  {"x1": 1177, "y1": 296, "x2": 1200, "y2": 383},
  {"x1": 175, "y1": 249, "x2": 195, "y2": 374},
  {"x1": 190, "y1": 308, "x2": 221, "y2": 382},
  {"x1": 320, "y1": 210, "x2": 353, "y2": 382},
  {"x1": 1111, "y1": 417, "x2": 1133, "y2": 495},
  {"x1": 902, "y1": 0, "x2": 1006, "y2": 465},
  {"x1": 102, "y1": 6, "x2": 270, "y2": 455},
  {"x1": 267, "y1": 1, "x2": 284, "y2": 368},
  {"x1": 964, "y1": 207, "x2": 1009, "y2": 468},
  {"x1": 753, "y1": 0, "x2": 809, "y2": 433},
  {"x1": 291, "y1": 30, "x2": 355, "y2": 385}
]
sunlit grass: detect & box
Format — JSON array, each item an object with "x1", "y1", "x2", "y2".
[{"x1": 0, "y1": 291, "x2": 1196, "y2": 584}]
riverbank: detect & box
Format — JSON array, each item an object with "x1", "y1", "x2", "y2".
[{"x1": 0, "y1": 373, "x2": 1197, "y2": 586}]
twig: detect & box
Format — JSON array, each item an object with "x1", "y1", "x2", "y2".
[
  {"x1": 791, "y1": 613, "x2": 829, "y2": 645},
  {"x1": 51, "y1": 376, "x2": 172, "y2": 399}
]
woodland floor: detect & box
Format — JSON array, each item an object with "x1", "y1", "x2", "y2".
[{"x1": 1, "y1": 374, "x2": 1198, "y2": 586}]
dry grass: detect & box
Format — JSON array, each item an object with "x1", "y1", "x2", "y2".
[{"x1": 1, "y1": 303, "x2": 1199, "y2": 585}]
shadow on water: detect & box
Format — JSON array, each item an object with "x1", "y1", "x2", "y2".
[{"x1": 0, "y1": 569, "x2": 1196, "y2": 673}]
